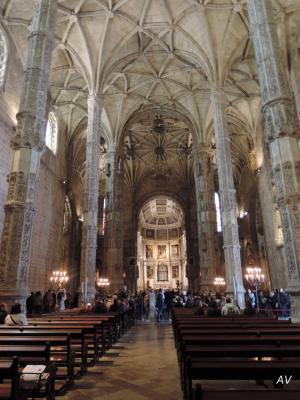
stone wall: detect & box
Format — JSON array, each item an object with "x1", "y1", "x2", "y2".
[{"x1": 28, "y1": 143, "x2": 66, "y2": 292}]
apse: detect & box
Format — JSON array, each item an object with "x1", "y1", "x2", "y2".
[{"x1": 136, "y1": 195, "x2": 188, "y2": 291}]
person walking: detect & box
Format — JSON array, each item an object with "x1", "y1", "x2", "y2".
[{"x1": 156, "y1": 288, "x2": 165, "y2": 322}]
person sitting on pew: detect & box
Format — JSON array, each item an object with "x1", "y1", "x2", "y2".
[
  {"x1": 4, "y1": 303, "x2": 28, "y2": 326},
  {"x1": 221, "y1": 297, "x2": 240, "y2": 316},
  {"x1": 0, "y1": 303, "x2": 8, "y2": 324},
  {"x1": 94, "y1": 299, "x2": 108, "y2": 313}
]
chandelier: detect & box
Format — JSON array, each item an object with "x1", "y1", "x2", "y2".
[
  {"x1": 213, "y1": 276, "x2": 226, "y2": 292},
  {"x1": 50, "y1": 270, "x2": 69, "y2": 289},
  {"x1": 97, "y1": 278, "x2": 110, "y2": 288}
]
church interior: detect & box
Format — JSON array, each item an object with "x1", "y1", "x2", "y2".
[{"x1": 1, "y1": 0, "x2": 300, "y2": 399}]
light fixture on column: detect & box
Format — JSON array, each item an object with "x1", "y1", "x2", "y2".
[
  {"x1": 97, "y1": 278, "x2": 110, "y2": 292},
  {"x1": 50, "y1": 270, "x2": 69, "y2": 290},
  {"x1": 245, "y1": 267, "x2": 264, "y2": 313},
  {"x1": 213, "y1": 276, "x2": 225, "y2": 292}
]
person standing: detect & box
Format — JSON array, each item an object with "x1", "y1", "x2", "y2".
[
  {"x1": 0, "y1": 303, "x2": 8, "y2": 324},
  {"x1": 34, "y1": 291, "x2": 43, "y2": 314},
  {"x1": 148, "y1": 289, "x2": 156, "y2": 323},
  {"x1": 26, "y1": 292, "x2": 35, "y2": 315},
  {"x1": 156, "y1": 288, "x2": 165, "y2": 322}
]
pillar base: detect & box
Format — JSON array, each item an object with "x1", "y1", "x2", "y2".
[
  {"x1": 78, "y1": 288, "x2": 96, "y2": 305},
  {"x1": 0, "y1": 287, "x2": 29, "y2": 312}
]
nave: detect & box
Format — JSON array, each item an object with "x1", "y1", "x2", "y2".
[{"x1": 61, "y1": 323, "x2": 181, "y2": 400}]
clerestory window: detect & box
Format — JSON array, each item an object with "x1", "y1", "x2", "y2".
[
  {"x1": 214, "y1": 192, "x2": 222, "y2": 232},
  {"x1": 46, "y1": 111, "x2": 58, "y2": 154},
  {"x1": 0, "y1": 27, "x2": 8, "y2": 89}
]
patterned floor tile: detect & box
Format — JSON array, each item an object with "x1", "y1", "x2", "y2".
[{"x1": 60, "y1": 323, "x2": 182, "y2": 400}]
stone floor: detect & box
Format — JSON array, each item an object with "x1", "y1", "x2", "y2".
[{"x1": 60, "y1": 322, "x2": 182, "y2": 400}]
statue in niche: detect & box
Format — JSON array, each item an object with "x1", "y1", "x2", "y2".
[
  {"x1": 145, "y1": 245, "x2": 153, "y2": 259},
  {"x1": 146, "y1": 265, "x2": 153, "y2": 279},
  {"x1": 172, "y1": 265, "x2": 179, "y2": 279},
  {"x1": 171, "y1": 244, "x2": 179, "y2": 257},
  {"x1": 158, "y1": 245, "x2": 167, "y2": 259}
]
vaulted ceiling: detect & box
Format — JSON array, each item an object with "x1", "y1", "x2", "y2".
[
  {"x1": 2, "y1": 0, "x2": 300, "y2": 194},
  {"x1": 139, "y1": 195, "x2": 184, "y2": 230}
]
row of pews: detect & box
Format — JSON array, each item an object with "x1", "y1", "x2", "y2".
[
  {"x1": 0, "y1": 309, "x2": 134, "y2": 399},
  {"x1": 172, "y1": 308, "x2": 300, "y2": 400}
]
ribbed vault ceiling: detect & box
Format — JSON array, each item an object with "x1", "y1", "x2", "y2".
[{"x1": 2, "y1": 0, "x2": 300, "y2": 194}]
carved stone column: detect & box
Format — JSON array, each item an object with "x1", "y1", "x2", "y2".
[
  {"x1": 103, "y1": 146, "x2": 124, "y2": 292},
  {"x1": 211, "y1": 88, "x2": 245, "y2": 308},
  {"x1": 79, "y1": 94, "x2": 102, "y2": 303},
  {"x1": 193, "y1": 143, "x2": 217, "y2": 293},
  {"x1": 248, "y1": 0, "x2": 300, "y2": 317},
  {"x1": 0, "y1": 0, "x2": 57, "y2": 307}
]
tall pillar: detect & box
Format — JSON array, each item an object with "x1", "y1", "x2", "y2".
[
  {"x1": 248, "y1": 0, "x2": 300, "y2": 316},
  {"x1": 193, "y1": 143, "x2": 217, "y2": 293},
  {"x1": 0, "y1": 0, "x2": 57, "y2": 307},
  {"x1": 104, "y1": 146, "x2": 124, "y2": 292},
  {"x1": 79, "y1": 94, "x2": 102, "y2": 303},
  {"x1": 211, "y1": 89, "x2": 245, "y2": 308}
]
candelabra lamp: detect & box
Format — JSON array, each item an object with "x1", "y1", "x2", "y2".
[
  {"x1": 49, "y1": 270, "x2": 69, "y2": 291},
  {"x1": 97, "y1": 278, "x2": 110, "y2": 294},
  {"x1": 213, "y1": 276, "x2": 226, "y2": 293},
  {"x1": 245, "y1": 267, "x2": 265, "y2": 313}
]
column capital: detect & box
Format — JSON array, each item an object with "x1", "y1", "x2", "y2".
[{"x1": 193, "y1": 142, "x2": 214, "y2": 157}]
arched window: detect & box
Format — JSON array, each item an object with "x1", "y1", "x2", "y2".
[
  {"x1": 157, "y1": 264, "x2": 168, "y2": 281},
  {"x1": 214, "y1": 192, "x2": 222, "y2": 232},
  {"x1": 46, "y1": 111, "x2": 58, "y2": 154},
  {"x1": 101, "y1": 197, "x2": 107, "y2": 235},
  {"x1": 0, "y1": 27, "x2": 8, "y2": 88}
]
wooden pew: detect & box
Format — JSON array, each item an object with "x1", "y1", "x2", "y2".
[
  {"x1": 28, "y1": 318, "x2": 107, "y2": 354},
  {"x1": 0, "y1": 335, "x2": 73, "y2": 393},
  {"x1": 193, "y1": 386, "x2": 300, "y2": 400},
  {"x1": 186, "y1": 359, "x2": 300, "y2": 400},
  {"x1": 181, "y1": 343, "x2": 300, "y2": 397},
  {"x1": 35, "y1": 314, "x2": 118, "y2": 347},
  {"x1": 0, "y1": 328, "x2": 90, "y2": 373},
  {"x1": 0, "y1": 357, "x2": 19, "y2": 400},
  {"x1": 172, "y1": 309, "x2": 300, "y2": 399}
]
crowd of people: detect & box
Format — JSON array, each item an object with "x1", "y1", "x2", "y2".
[
  {"x1": 137, "y1": 287, "x2": 292, "y2": 321},
  {"x1": 0, "y1": 285, "x2": 292, "y2": 328},
  {"x1": 25, "y1": 289, "x2": 75, "y2": 314}
]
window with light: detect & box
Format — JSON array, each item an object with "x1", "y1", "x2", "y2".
[
  {"x1": 46, "y1": 111, "x2": 58, "y2": 154},
  {"x1": 0, "y1": 27, "x2": 8, "y2": 88},
  {"x1": 214, "y1": 192, "x2": 222, "y2": 232}
]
